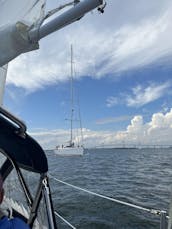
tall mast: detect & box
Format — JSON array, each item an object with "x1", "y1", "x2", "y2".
[
  {"x1": 70, "y1": 45, "x2": 74, "y2": 146},
  {"x1": 78, "y1": 94, "x2": 84, "y2": 147}
]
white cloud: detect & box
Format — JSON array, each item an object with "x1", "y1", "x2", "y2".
[
  {"x1": 106, "y1": 96, "x2": 118, "y2": 107},
  {"x1": 29, "y1": 128, "x2": 114, "y2": 149},
  {"x1": 30, "y1": 108, "x2": 172, "y2": 148},
  {"x1": 116, "y1": 109, "x2": 172, "y2": 146},
  {"x1": 126, "y1": 82, "x2": 171, "y2": 107},
  {"x1": 127, "y1": 116, "x2": 143, "y2": 133},
  {"x1": 6, "y1": 0, "x2": 172, "y2": 92},
  {"x1": 105, "y1": 82, "x2": 171, "y2": 108},
  {"x1": 96, "y1": 115, "x2": 132, "y2": 125}
]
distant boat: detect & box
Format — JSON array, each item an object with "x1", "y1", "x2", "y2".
[{"x1": 54, "y1": 45, "x2": 84, "y2": 156}]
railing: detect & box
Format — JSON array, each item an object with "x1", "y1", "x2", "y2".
[{"x1": 49, "y1": 174, "x2": 169, "y2": 229}]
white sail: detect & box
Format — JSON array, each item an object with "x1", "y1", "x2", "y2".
[
  {"x1": 0, "y1": 0, "x2": 46, "y2": 67},
  {"x1": 0, "y1": 0, "x2": 45, "y2": 27},
  {"x1": 0, "y1": 0, "x2": 104, "y2": 67},
  {"x1": 0, "y1": 65, "x2": 8, "y2": 106}
]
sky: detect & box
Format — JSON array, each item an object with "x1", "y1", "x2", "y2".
[{"x1": 3, "y1": 0, "x2": 172, "y2": 149}]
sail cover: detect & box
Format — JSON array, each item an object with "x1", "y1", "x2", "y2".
[{"x1": 0, "y1": 0, "x2": 46, "y2": 67}]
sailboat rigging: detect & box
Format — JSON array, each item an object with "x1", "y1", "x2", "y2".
[{"x1": 54, "y1": 45, "x2": 84, "y2": 156}]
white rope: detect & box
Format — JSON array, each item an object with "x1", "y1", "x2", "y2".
[
  {"x1": 49, "y1": 174, "x2": 164, "y2": 216},
  {"x1": 54, "y1": 211, "x2": 76, "y2": 229}
]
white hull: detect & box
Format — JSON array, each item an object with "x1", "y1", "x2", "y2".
[{"x1": 54, "y1": 147, "x2": 84, "y2": 156}]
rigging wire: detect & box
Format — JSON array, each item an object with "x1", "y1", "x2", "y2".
[
  {"x1": 49, "y1": 174, "x2": 168, "y2": 218},
  {"x1": 54, "y1": 211, "x2": 76, "y2": 229}
]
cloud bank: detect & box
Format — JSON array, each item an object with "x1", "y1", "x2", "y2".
[{"x1": 30, "y1": 108, "x2": 172, "y2": 149}]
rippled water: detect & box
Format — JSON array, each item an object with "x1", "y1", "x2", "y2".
[{"x1": 47, "y1": 148, "x2": 172, "y2": 228}]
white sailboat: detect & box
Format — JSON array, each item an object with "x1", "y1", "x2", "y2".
[{"x1": 54, "y1": 45, "x2": 84, "y2": 156}]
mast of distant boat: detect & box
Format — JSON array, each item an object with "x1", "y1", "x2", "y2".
[
  {"x1": 69, "y1": 45, "x2": 84, "y2": 148},
  {"x1": 70, "y1": 45, "x2": 74, "y2": 147},
  {"x1": 78, "y1": 94, "x2": 84, "y2": 147}
]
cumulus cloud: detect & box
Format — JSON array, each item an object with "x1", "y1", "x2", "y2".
[
  {"x1": 116, "y1": 109, "x2": 172, "y2": 146},
  {"x1": 6, "y1": 0, "x2": 172, "y2": 92},
  {"x1": 30, "y1": 108, "x2": 172, "y2": 148}
]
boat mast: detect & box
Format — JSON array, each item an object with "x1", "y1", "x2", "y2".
[
  {"x1": 70, "y1": 45, "x2": 74, "y2": 146},
  {"x1": 78, "y1": 95, "x2": 84, "y2": 147},
  {"x1": 0, "y1": 65, "x2": 8, "y2": 106}
]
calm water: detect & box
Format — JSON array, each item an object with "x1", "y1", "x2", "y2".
[{"x1": 47, "y1": 148, "x2": 172, "y2": 228}]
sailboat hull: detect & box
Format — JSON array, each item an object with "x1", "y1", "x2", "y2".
[{"x1": 54, "y1": 147, "x2": 84, "y2": 156}]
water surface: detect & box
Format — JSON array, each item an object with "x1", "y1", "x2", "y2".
[{"x1": 47, "y1": 148, "x2": 172, "y2": 228}]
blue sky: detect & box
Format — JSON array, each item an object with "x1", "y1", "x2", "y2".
[{"x1": 3, "y1": 0, "x2": 172, "y2": 148}]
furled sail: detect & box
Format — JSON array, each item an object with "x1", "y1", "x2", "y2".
[{"x1": 0, "y1": 0, "x2": 46, "y2": 67}]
